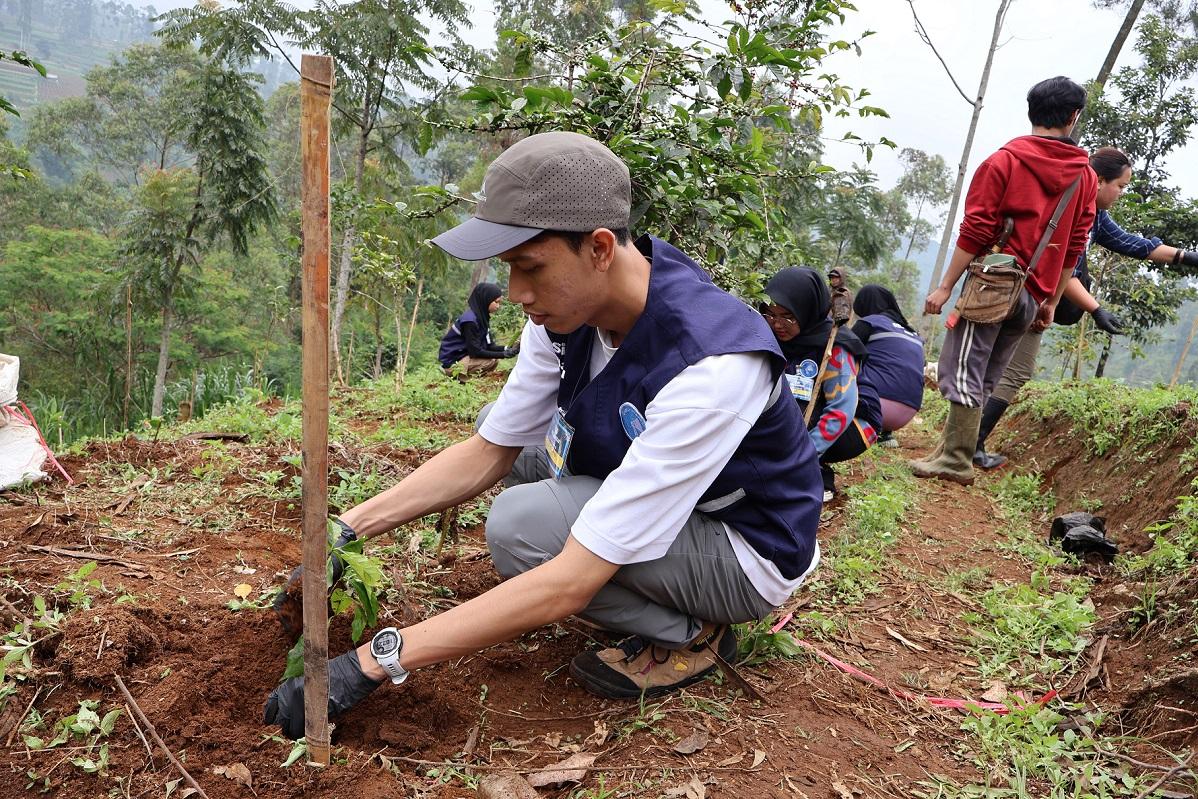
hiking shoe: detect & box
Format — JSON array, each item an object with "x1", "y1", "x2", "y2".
[
  {"x1": 569, "y1": 624, "x2": 737, "y2": 699},
  {"x1": 878, "y1": 432, "x2": 899, "y2": 448}
]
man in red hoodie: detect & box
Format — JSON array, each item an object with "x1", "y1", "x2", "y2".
[{"x1": 911, "y1": 76, "x2": 1097, "y2": 485}]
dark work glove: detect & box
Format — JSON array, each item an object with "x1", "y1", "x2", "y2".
[
  {"x1": 503, "y1": 343, "x2": 520, "y2": 358},
  {"x1": 1180, "y1": 249, "x2": 1198, "y2": 269},
  {"x1": 1090, "y1": 307, "x2": 1125, "y2": 335},
  {"x1": 264, "y1": 649, "x2": 383, "y2": 739},
  {"x1": 272, "y1": 518, "x2": 359, "y2": 639}
]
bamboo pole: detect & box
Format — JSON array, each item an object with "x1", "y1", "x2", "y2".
[{"x1": 300, "y1": 53, "x2": 334, "y2": 766}]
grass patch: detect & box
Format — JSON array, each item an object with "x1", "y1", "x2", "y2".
[
  {"x1": 1020, "y1": 379, "x2": 1198, "y2": 459},
  {"x1": 963, "y1": 572, "x2": 1094, "y2": 684},
  {"x1": 811, "y1": 452, "x2": 917, "y2": 604},
  {"x1": 920, "y1": 703, "x2": 1177, "y2": 798},
  {"x1": 1120, "y1": 479, "x2": 1198, "y2": 578}
]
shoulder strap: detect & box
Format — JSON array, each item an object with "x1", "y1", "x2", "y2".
[{"x1": 1027, "y1": 175, "x2": 1083, "y2": 275}]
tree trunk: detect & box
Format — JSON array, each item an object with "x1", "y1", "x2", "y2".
[
  {"x1": 397, "y1": 277, "x2": 424, "y2": 388},
  {"x1": 124, "y1": 281, "x2": 133, "y2": 429},
  {"x1": 329, "y1": 118, "x2": 370, "y2": 385},
  {"x1": 922, "y1": 0, "x2": 1012, "y2": 345},
  {"x1": 903, "y1": 197, "x2": 926, "y2": 262},
  {"x1": 1095, "y1": 335, "x2": 1113, "y2": 378},
  {"x1": 151, "y1": 299, "x2": 173, "y2": 418},
  {"x1": 1073, "y1": 0, "x2": 1147, "y2": 142},
  {"x1": 1170, "y1": 310, "x2": 1198, "y2": 386},
  {"x1": 1073, "y1": 316, "x2": 1089, "y2": 380}
]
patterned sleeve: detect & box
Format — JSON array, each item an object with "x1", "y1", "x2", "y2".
[
  {"x1": 1093, "y1": 210, "x2": 1162, "y2": 260},
  {"x1": 808, "y1": 346, "x2": 859, "y2": 456}
]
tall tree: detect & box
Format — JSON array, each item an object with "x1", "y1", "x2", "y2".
[
  {"x1": 158, "y1": 0, "x2": 470, "y2": 383},
  {"x1": 895, "y1": 147, "x2": 951, "y2": 261},
  {"x1": 121, "y1": 59, "x2": 277, "y2": 416},
  {"x1": 906, "y1": 0, "x2": 1013, "y2": 343}
]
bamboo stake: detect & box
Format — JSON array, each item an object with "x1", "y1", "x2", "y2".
[{"x1": 300, "y1": 53, "x2": 334, "y2": 766}]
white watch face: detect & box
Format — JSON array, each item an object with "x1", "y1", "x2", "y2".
[{"x1": 372, "y1": 629, "x2": 399, "y2": 657}]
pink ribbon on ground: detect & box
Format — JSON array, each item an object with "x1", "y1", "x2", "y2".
[{"x1": 768, "y1": 612, "x2": 1057, "y2": 714}]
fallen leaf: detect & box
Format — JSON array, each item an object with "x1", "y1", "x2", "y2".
[
  {"x1": 179, "y1": 791, "x2": 198, "y2": 799},
  {"x1": 751, "y1": 749, "x2": 766, "y2": 768},
  {"x1": 584, "y1": 720, "x2": 609, "y2": 748},
  {"x1": 233, "y1": 565, "x2": 257, "y2": 575},
  {"x1": 893, "y1": 740, "x2": 915, "y2": 753},
  {"x1": 831, "y1": 780, "x2": 855, "y2": 799},
  {"x1": 686, "y1": 774, "x2": 707, "y2": 799},
  {"x1": 885, "y1": 626, "x2": 928, "y2": 652},
  {"x1": 542, "y1": 731, "x2": 562, "y2": 749},
  {"x1": 233, "y1": 584, "x2": 252, "y2": 599},
  {"x1": 981, "y1": 681, "x2": 1008, "y2": 703},
  {"x1": 672, "y1": 728, "x2": 710, "y2": 755},
  {"x1": 525, "y1": 752, "x2": 596, "y2": 787},
  {"x1": 478, "y1": 772, "x2": 539, "y2": 799},
  {"x1": 663, "y1": 786, "x2": 689, "y2": 798},
  {"x1": 213, "y1": 762, "x2": 252, "y2": 789},
  {"x1": 716, "y1": 752, "x2": 744, "y2": 767}
]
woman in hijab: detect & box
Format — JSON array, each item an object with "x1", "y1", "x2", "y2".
[
  {"x1": 762, "y1": 267, "x2": 883, "y2": 502},
  {"x1": 438, "y1": 282, "x2": 518, "y2": 376},
  {"x1": 851, "y1": 285, "x2": 926, "y2": 444}
]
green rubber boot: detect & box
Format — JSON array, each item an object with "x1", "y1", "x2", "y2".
[{"x1": 909, "y1": 403, "x2": 981, "y2": 486}]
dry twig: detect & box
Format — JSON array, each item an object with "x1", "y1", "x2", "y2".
[{"x1": 113, "y1": 675, "x2": 209, "y2": 799}]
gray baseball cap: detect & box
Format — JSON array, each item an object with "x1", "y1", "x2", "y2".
[{"x1": 431, "y1": 132, "x2": 632, "y2": 261}]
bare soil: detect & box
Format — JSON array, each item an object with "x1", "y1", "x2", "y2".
[{"x1": 0, "y1": 398, "x2": 1194, "y2": 798}]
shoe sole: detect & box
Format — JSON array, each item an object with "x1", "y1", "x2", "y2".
[
  {"x1": 568, "y1": 658, "x2": 718, "y2": 700},
  {"x1": 570, "y1": 629, "x2": 738, "y2": 700},
  {"x1": 910, "y1": 469, "x2": 974, "y2": 486}
]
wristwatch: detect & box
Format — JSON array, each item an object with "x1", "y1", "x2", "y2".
[{"x1": 370, "y1": 627, "x2": 409, "y2": 685}]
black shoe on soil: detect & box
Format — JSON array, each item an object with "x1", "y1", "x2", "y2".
[
  {"x1": 973, "y1": 448, "x2": 1008, "y2": 470},
  {"x1": 569, "y1": 624, "x2": 737, "y2": 700}
]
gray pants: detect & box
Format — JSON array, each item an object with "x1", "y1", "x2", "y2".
[
  {"x1": 991, "y1": 328, "x2": 1042, "y2": 405},
  {"x1": 478, "y1": 407, "x2": 775, "y2": 648},
  {"x1": 937, "y1": 289, "x2": 1037, "y2": 407}
]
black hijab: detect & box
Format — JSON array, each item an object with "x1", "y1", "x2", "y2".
[
  {"x1": 853, "y1": 284, "x2": 914, "y2": 332},
  {"x1": 764, "y1": 267, "x2": 866, "y2": 363},
  {"x1": 466, "y1": 282, "x2": 502, "y2": 332}
]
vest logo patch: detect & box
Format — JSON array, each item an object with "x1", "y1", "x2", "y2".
[{"x1": 619, "y1": 402, "x2": 647, "y2": 441}]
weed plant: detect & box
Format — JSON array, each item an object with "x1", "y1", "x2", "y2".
[
  {"x1": 964, "y1": 572, "x2": 1094, "y2": 683},
  {"x1": 1020, "y1": 379, "x2": 1198, "y2": 459},
  {"x1": 1121, "y1": 479, "x2": 1198, "y2": 578}
]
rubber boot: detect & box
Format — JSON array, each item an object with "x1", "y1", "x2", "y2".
[
  {"x1": 973, "y1": 397, "x2": 1010, "y2": 470},
  {"x1": 909, "y1": 403, "x2": 980, "y2": 485}
]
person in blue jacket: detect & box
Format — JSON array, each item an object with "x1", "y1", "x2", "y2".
[
  {"x1": 974, "y1": 146, "x2": 1198, "y2": 469},
  {"x1": 762, "y1": 267, "x2": 883, "y2": 502},
  {"x1": 437, "y1": 282, "x2": 518, "y2": 376},
  {"x1": 264, "y1": 132, "x2": 824, "y2": 738},
  {"x1": 850, "y1": 285, "x2": 926, "y2": 446}
]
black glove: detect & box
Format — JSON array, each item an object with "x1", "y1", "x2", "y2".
[
  {"x1": 1180, "y1": 249, "x2": 1198, "y2": 269},
  {"x1": 264, "y1": 649, "x2": 383, "y2": 739},
  {"x1": 272, "y1": 518, "x2": 359, "y2": 639},
  {"x1": 503, "y1": 344, "x2": 520, "y2": 358},
  {"x1": 1090, "y1": 307, "x2": 1124, "y2": 335}
]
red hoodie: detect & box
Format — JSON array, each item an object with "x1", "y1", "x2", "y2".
[{"x1": 956, "y1": 135, "x2": 1097, "y2": 305}]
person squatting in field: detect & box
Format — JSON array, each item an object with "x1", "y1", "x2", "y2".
[
  {"x1": 850, "y1": 285, "x2": 926, "y2": 444},
  {"x1": 437, "y1": 281, "x2": 519, "y2": 378},
  {"x1": 264, "y1": 132, "x2": 825, "y2": 738},
  {"x1": 760, "y1": 267, "x2": 882, "y2": 504}
]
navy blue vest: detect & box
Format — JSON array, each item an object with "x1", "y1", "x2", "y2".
[
  {"x1": 438, "y1": 310, "x2": 492, "y2": 368},
  {"x1": 546, "y1": 236, "x2": 821, "y2": 580},
  {"x1": 859, "y1": 314, "x2": 925, "y2": 410}
]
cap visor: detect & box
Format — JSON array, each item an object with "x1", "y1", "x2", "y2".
[{"x1": 430, "y1": 217, "x2": 543, "y2": 261}]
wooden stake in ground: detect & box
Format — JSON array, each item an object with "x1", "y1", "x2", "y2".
[{"x1": 300, "y1": 52, "x2": 334, "y2": 766}]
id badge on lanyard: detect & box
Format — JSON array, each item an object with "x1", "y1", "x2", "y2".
[{"x1": 544, "y1": 407, "x2": 575, "y2": 480}]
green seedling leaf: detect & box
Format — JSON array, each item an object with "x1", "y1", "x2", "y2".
[
  {"x1": 282, "y1": 636, "x2": 304, "y2": 681},
  {"x1": 282, "y1": 739, "x2": 308, "y2": 768},
  {"x1": 99, "y1": 709, "x2": 122, "y2": 736}
]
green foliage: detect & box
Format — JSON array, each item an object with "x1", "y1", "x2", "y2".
[
  {"x1": 175, "y1": 388, "x2": 305, "y2": 442},
  {"x1": 735, "y1": 617, "x2": 803, "y2": 665},
  {"x1": 54, "y1": 562, "x2": 103, "y2": 610},
  {"x1": 1019, "y1": 379, "x2": 1196, "y2": 457},
  {"x1": 951, "y1": 705, "x2": 1148, "y2": 798},
  {"x1": 0, "y1": 50, "x2": 45, "y2": 178},
  {"x1": 23, "y1": 700, "x2": 122, "y2": 777},
  {"x1": 435, "y1": 0, "x2": 890, "y2": 296},
  {"x1": 964, "y1": 573, "x2": 1095, "y2": 682},
  {"x1": 330, "y1": 525, "x2": 388, "y2": 642},
  {"x1": 812, "y1": 454, "x2": 915, "y2": 603},
  {"x1": 1122, "y1": 479, "x2": 1198, "y2": 577}
]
